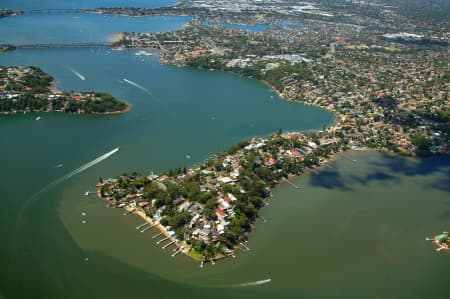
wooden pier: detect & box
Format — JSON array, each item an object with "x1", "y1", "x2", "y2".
[
  {"x1": 162, "y1": 240, "x2": 175, "y2": 249},
  {"x1": 172, "y1": 248, "x2": 182, "y2": 257},
  {"x1": 136, "y1": 223, "x2": 149, "y2": 230},
  {"x1": 157, "y1": 237, "x2": 169, "y2": 244},
  {"x1": 141, "y1": 223, "x2": 156, "y2": 233},
  {"x1": 342, "y1": 154, "x2": 357, "y2": 163},
  {"x1": 240, "y1": 243, "x2": 250, "y2": 251},
  {"x1": 152, "y1": 232, "x2": 163, "y2": 239},
  {"x1": 282, "y1": 177, "x2": 300, "y2": 189}
]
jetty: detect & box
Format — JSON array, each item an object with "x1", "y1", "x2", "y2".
[
  {"x1": 282, "y1": 177, "x2": 300, "y2": 189},
  {"x1": 136, "y1": 223, "x2": 149, "y2": 230},
  {"x1": 238, "y1": 246, "x2": 247, "y2": 253},
  {"x1": 162, "y1": 240, "x2": 176, "y2": 249},
  {"x1": 84, "y1": 191, "x2": 97, "y2": 196},
  {"x1": 152, "y1": 232, "x2": 163, "y2": 239},
  {"x1": 141, "y1": 223, "x2": 156, "y2": 233},
  {"x1": 157, "y1": 237, "x2": 169, "y2": 244},
  {"x1": 342, "y1": 154, "x2": 357, "y2": 163},
  {"x1": 172, "y1": 248, "x2": 182, "y2": 257},
  {"x1": 240, "y1": 242, "x2": 250, "y2": 251}
]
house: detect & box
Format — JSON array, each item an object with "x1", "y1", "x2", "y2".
[
  {"x1": 218, "y1": 176, "x2": 235, "y2": 184},
  {"x1": 225, "y1": 193, "x2": 238, "y2": 203},
  {"x1": 286, "y1": 149, "x2": 303, "y2": 158},
  {"x1": 215, "y1": 208, "x2": 226, "y2": 220},
  {"x1": 307, "y1": 141, "x2": 318, "y2": 149},
  {"x1": 265, "y1": 157, "x2": 277, "y2": 167},
  {"x1": 217, "y1": 198, "x2": 231, "y2": 210}
]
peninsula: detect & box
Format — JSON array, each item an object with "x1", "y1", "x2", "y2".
[
  {"x1": 0, "y1": 66, "x2": 129, "y2": 114},
  {"x1": 94, "y1": 0, "x2": 448, "y2": 262}
]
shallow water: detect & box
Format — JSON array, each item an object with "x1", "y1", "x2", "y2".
[{"x1": 1, "y1": 2, "x2": 449, "y2": 298}]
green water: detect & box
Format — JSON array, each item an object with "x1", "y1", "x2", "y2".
[{"x1": 1, "y1": 5, "x2": 449, "y2": 298}]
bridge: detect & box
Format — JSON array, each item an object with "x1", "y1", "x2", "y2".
[
  {"x1": 22, "y1": 8, "x2": 88, "y2": 14},
  {"x1": 15, "y1": 42, "x2": 112, "y2": 49}
]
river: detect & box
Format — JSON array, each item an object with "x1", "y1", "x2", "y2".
[{"x1": 0, "y1": 1, "x2": 449, "y2": 298}]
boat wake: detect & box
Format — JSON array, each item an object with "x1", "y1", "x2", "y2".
[
  {"x1": 58, "y1": 147, "x2": 119, "y2": 183},
  {"x1": 15, "y1": 147, "x2": 119, "y2": 226},
  {"x1": 123, "y1": 78, "x2": 153, "y2": 97},
  {"x1": 9, "y1": 147, "x2": 120, "y2": 279},
  {"x1": 68, "y1": 67, "x2": 85, "y2": 81},
  {"x1": 237, "y1": 278, "x2": 272, "y2": 287}
]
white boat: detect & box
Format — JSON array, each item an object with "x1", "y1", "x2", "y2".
[
  {"x1": 135, "y1": 50, "x2": 153, "y2": 56},
  {"x1": 35, "y1": 116, "x2": 41, "y2": 120}
]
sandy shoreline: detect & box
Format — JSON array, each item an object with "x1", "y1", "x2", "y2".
[
  {"x1": 49, "y1": 79, "x2": 60, "y2": 93},
  {"x1": 108, "y1": 32, "x2": 124, "y2": 43},
  {"x1": 97, "y1": 194, "x2": 187, "y2": 257},
  {"x1": 97, "y1": 148, "x2": 374, "y2": 263}
]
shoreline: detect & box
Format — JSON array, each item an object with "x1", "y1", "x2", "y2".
[
  {"x1": 1, "y1": 78, "x2": 132, "y2": 116},
  {"x1": 49, "y1": 79, "x2": 60, "y2": 93},
  {"x1": 97, "y1": 148, "x2": 373, "y2": 263},
  {"x1": 273, "y1": 147, "x2": 370, "y2": 189},
  {"x1": 97, "y1": 192, "x2": 190, "y2": 259},
  {"x1": 93, "y1": 102, "x2": 132, "y2": 115},
  {"x1": 98, "y1": 192, "x2": 237, "y2": 262},
  {"x1": 0, "y1": 102, "x2": 132, "y2": 116}
]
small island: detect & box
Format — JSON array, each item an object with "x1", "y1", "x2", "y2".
[{"x1": 0, "y1": 66, "x2": 130, "y2": 114}]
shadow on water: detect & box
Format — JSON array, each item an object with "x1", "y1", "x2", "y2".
[
  {"x1": 309, "y1": 152, "x2": 450, "y2": 193},
  {"x1": 372, "y1": 153, "x2": 450, "y2": 193},
  {"x1": 349, "y1": 171, "x2": 399, "y2": 186},
  {"x1": 370, "y1": 152, "x2": 450, "y2": 177},
  {"x1": 309, "y1": 169, "x2": 351, "y2": 191},
  {"x1": 309, "y1": 169, "x2": 398, "y2": 191}
]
